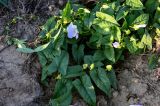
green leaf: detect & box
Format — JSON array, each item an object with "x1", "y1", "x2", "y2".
[
  {"x1": 42, "y1": 42, "x2": 57, "y2": 59},
  {"x1": 96, "y1": 12, "x2": 119, "y2": 26},
  {"x1": 41, "y1": 66, "x2": 48, "y2": 81},
  {"x1": 89, "y1": 31, "x2": 102, "y2": 43},
  {"x1": 125, "y1": 0, "x2": 143, "y2": 10},
  {"x1": 84, "y1": 55, "x2": 94, "y2": 65},
  {"x1": 154, "y1": 7, "x2": 160, "y2": 24},
  {"x1": 90, "y1": 69, "x2": 111, "y2": 96},
  {"x1": 99, "y1": 36, "x2": 113, "y2": 46},
  {"x1": 38, "y1": 52, "x2": 47, "y2": 66},
  {"x1": 72, "y1": 44, "x2": 85, "y2": 64},
  {"x1": 76, "y1": 9, "x2": 93, "y2": 32},
  {"x1": 140, "y1": 30, "x2": 152, "y2": 50},
  {"x1": 47, "y1": 51, "x2": 69, "y2": 75},
  {"x1": 53, "y1": 79, "x2": 72, "y2": 98},
  {"x1": 50, "y1": 79, "x2": 72, "y2": 106},
  {"x1": 58, "y1": 51, "x2": 69, "y2": 75},
  {"x1": 148, "y1": 54, "x2": 158, "y2": 70},
  {"x1": 34, "y1": 42, "x2": 50, "y2": 52},
  {"x1": 92, "y1": 19, "x2": 111, "y2": 35},
  {"x1": 106, "y1": 70, "x2": 118, "y2": 89},
  {"x1": 62, "y1": 1, "x2": 72, "y2": 24},
  {"x1": 39, "y1": 17, "x2": 56, "y2": 37},
  {"x1": 131, "y1": 14, "x2": 149, "y2": 30},
  {"x1": 125, "y1": 37, "x2": 138, "y2": 53},
  {"x1": 115, "y1": 49, "x2": 123, "y2": 62},
  {"x1": 104, "y1": 46, "x2": 115, "y2": 62},
  {"x1": 132, "y1": 14, "x2": 149, "y2": 25},
  {"x1": 16, "y1": 48, "x2": 34, "y2": 53},
  {"x1": 16, "y1": 42, "x2": 51, "y2": 54},
  {"x1": 92, "y1": 25, "x2": 110, "y2": 35},
  {"x1": 47, "y1": 60, "x2": 58, "y2": 75},
  {"x1": 83, "y1": 55, "x2": 103, "y2": 68},
  {"x1": 65, "y1": 65, "x2": 83, "y2": 78},
  {"x1": 52, "y1": 27, "x2": 64, "y2": 55},
  {"x1": 73, "y1": 74, "x2": 96, "y2": 106},
  {"x1": 111, "y1": 26, "x2": 121, "y2": 42},
  {"x1": 100, "y1": 3, "x2": 114, "y2": 16},
  {"x1": 93, "y1": 50, "x2": 105, "y2": 61},
  {"x1": 53, "y1": 26, "x2": 62, "y2": 42},
  {"x1": 145, "y1": 0, "x2": 159, "y2": 13},
  {"x1": 83, "y1": 12, "x2": 95, "y2": 29},
  {"x1": 116, "y1": 6, "x2": 129, "y2": 21}
]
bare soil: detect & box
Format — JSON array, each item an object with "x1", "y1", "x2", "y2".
[
  {"x1": 111, "y1": 55, "x2": 160, "y2": 106},
  {"x1": 0, "y1": 0, "x2": 160, "y2": 106}
]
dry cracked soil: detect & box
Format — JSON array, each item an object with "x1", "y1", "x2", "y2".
[{"x1": 0, "y1": 0, "x2": 160, "y2": 106}]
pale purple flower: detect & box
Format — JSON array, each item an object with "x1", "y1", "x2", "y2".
[
  {"x1": 67, "y1": 22, "x2": 79, "y2": 39},
  {"x1": 112, "y1": 42, "x2": 120, "y2": 48},
  {"x1": 129, "y1": 105, "x2": 143, "y2": 106}
]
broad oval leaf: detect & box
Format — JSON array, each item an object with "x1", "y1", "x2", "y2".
[
  {"x1": 96, "y1": 12, "x2": 119, "y2": 26},
  {"x1": 116, "y1": 6, "x2": 129, "y2": 21},
  {"x1": 84, "y1": 55, "x2": 94, "y2": 65},
  {"x1": 106, "y1": 70, "x2": 118, "y2": 90},
  {"x1": 47, "y1": 51, "x2": 69, "y2": 75},
  {"x1": 124, "y1": 37, "x2": 138, "y2": 53},
  {"x1": 72, "y1": 44, "x2": 85, "y2": 64},
  {"x1": 47, "y1": 60, "x2": 58, "y2": 75},
  {"x1": 50, "y1": 79, "x2": 73, "y2": 106},
  {"x1": 62, "y1": 1, "x2": 72, "y2": 24},
  {"x1": 131, "y1": 14, "x2": 149, "y2": 30},
  {"x1": 65, "y1": 65, "x2": 83, "y2": 78},
  {"x1": 125, "y1": 0, "x2": 143, "y2": 10},
  {"x1": 104, "y1": 46, "x2": 115, "y2": 63},
  {"x1": 73, "y1": 74, "x2": 96, "y2": 106},
  {"x1": 58, "y1": 51, "x2": 69, "y2": 75},
  {"x1": 93, "y1": 50, "x2": 105, "y2": 62},
  {"x1": 145, "y1": 0, "x2": 159, "y2": 13},
  {"x1": 90, "y1": 69, "x2": 111, "y2": 96}
]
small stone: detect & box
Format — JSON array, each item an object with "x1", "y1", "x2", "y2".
[
  {"x1": 113, "y1": 91, "x2": 119, "y2": 98},
  {"x1": 9, "y1": 88, "x2": 14, "y2": 92},
  {"x1": 132, "y1": 78, "x2": 139, "y2": 83}
]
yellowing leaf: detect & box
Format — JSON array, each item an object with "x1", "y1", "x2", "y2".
[{"x1": 96, "y1": 12, "x2": 119, "y2": 26}]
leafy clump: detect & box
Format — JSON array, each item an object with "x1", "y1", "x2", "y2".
[{"x1": 14, "y1": 0, "x2": 160, "y2": 105}]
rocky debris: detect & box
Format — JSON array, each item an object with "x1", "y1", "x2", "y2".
[{"x1": 0, "y1": 45, "x2": 44, "y2": 106}]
